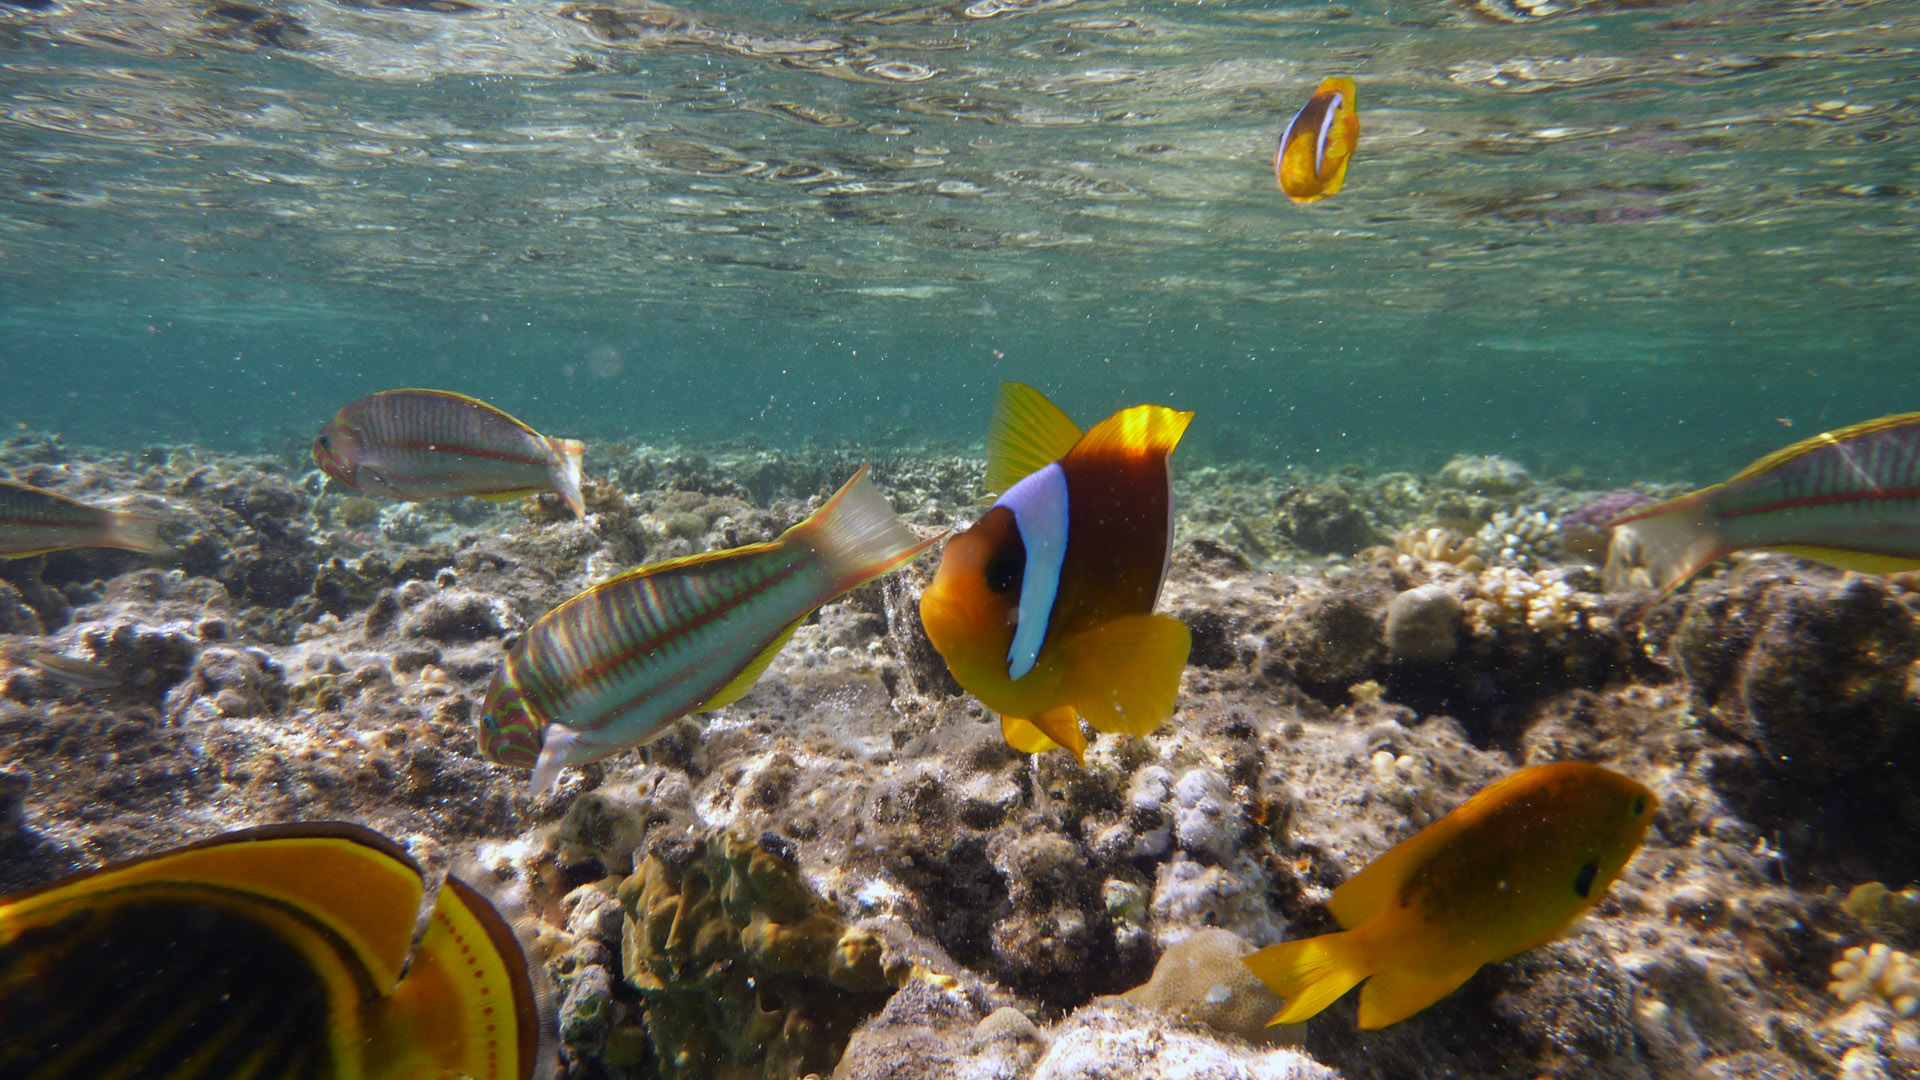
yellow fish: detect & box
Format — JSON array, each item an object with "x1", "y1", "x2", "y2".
[
  {"x1": 1276, "y1": 76, "x2": 1360, "y2": 204},
  {"x1": 1244, "y1": 761, "x2": 1656, "y2": 1029}
]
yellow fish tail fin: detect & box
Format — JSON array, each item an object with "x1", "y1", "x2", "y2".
[
  {"x1": 986, "y1": 382, "x2": 1083, "y2": 495},
  {"x1": 1604, "y1": 497, "x2": 1728, "y2": 596},
  {"x1": 105, "y1": 510, "x2": 169, "y2": 557},
  {"x1": 1003, "y1": 707, "x2": 1086, "y2": 761},
  {"x1": 1355, "y1": 964, "x2": 1477, "y2": 1030},
  {"x1": 1070, "y1": 403, "x2": 1194, "y2": 464},
  {"x1": 1066, "y1": 613, "x2": 1191, "y2": 738},
  {"x1": 548, "y1": 436, "x2": 588, "y2": 521},
  {"x1": 1243, "y1": 931, "x2": 1369, "y2": 1026}
]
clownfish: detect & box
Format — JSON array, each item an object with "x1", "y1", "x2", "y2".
[
  {"x1": 1276, "y1": 76, "x2": 1360, "y2": 204},
  {"x1": 1244, "y1": 761, "x2": 1656, "y2": 1029},
  {"x1": 918, "y1": 382, "x2": 1193, "y2": 761}
]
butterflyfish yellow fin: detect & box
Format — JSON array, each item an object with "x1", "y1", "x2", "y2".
[
  {"x1": 1065, "y1": 614, "x2": 1191, "y2": 738},
  {"x1": 1242, "y1": 930, "x2": 1370, "y2": 1026},
  {"x1": 986, "y1": 382, "x2": 1083, "y2": 495},
  {"x1": 1066, "y1": 403, "x2": 1194, "y2": 464},
  {"x1": 1355, "y1": 963, "x2": 1479, "y2": 1030},
  {"x1": 1760, "y1": 544, "x2": 1920, "y2": 575},
  {"x1": 696, "y1": 617, "x2": 806, "y2": 711}
]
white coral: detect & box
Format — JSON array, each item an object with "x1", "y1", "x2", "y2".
[
  {"x1": 1475, "y1": 508, "x2": 1560, "y2": 569},
  {"x1": 1463, "y1": 566, "x2": 1588, "y2": 646},
  {"x1": 1831, "y1": 943, "x2": 1920, "y2": 1018}
]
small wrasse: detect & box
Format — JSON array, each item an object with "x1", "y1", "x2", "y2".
[
  {"x1": 1244, "y1": 761, "x2": 1655, "y2": 1029},
  {"x1": 918, "y1": 382, "x2": 1193, "y2": 762},
  {"x1": 480, "y1": 466, "x2": 939, "y2": 792},
  {"x1": 0, "y1": 479, "x2": 165, "y2": 559},
  {"x1": 314, "y1": 388, "x2": 588, "y2": 520},
  {"x1": 1277, "y1": 76, "x2": 1360, "y2": 204},
  {"x1": 1608, "y1": 411, "x2": 1920, "y2": 596},
  {"x1": 0, "y1": 642, "x2": 121, "y2": 691},
  {"x1": 0, "y1": 822, "x2": 553, "y2": 1079}
]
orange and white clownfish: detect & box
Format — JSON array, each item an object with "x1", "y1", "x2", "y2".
[
  {"x1": 1277, "y1": 76, "x2": 1359, "y2": 204},
  {"x1": 918, "y1": 382, "x2": 1194, "y2": 761}
]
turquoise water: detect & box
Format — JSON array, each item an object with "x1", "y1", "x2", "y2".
[{"x1": 1, "y1": 0, "x2": 1915, "y2": 483}]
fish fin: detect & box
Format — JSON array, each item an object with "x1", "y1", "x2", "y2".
[
  {"x1": 697, "y1": 617, "x2": 805, "y2": 711},
  {"x1": 105, "y1": 510, "x2": 169, "y2": 556},
  {"x1": 784, "y1": 465, "x2": 942, "y2": 593},
  {"x1": 1001, "y1": 714, "x2": 1061, "y2": 755},
  {"x1": 1002, "y1": 707, "x2": 1086, "y2": 761},
  {"x1": 1603, "y1": 497, "x2": 1729, "y2": 597},
  {"x1": 1760, "y1": 544, "x2": 1920, "y2": 575},
  {"x1": 985, "y1": 382, "x2": 1084, "y2": 495},
  {"x1": 1065, "y1": 403, "x2": 1194, "y2": 466},
  {"x1": 1064, "y1": 613, "x2": 1192, "y2": 738},
  {"x1": 549, "y1": 437, "x2": 588, "y2": 521},
  {"x1": 530, "y1": 723, "x2": 578, "y2": 796},
  {"x1": 1722, "y1": 412, "x2": 1920, "y2": 486},
  {"x1": 1355, "y1": 964, "x2": 1478, "y2": 1029},
  {"x1": 1243, "y1": 930, "x2": 1370, "y2": 1026},
  {"x1": 476, "y1": 488, "x2": 543, "y2": 503}
]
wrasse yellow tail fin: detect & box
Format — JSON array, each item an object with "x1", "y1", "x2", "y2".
[
  {"x1": 1243, "y1": 931, "x2": 1370, "y2": 1026},
  {"x1": 697, "y1": 617, "x2": 806, "y2": 711},
  {"x1": 1003, "y1": 707, "x2": 1087, "y2": 761},
  {"x1": 787, "y1": 465, "x2": 942, "y2": 592},
  {"x1": 1068, "y1": 404, "x2": 1194, "y2": 464},
  {"x1": 1356, "y1": 965, "x2": 1477, "y2": 1030},
  {"x1": 105, "y1": 510, "x2": 168, "y2": 557},
  {"x1": 1605, "y1": 495, "x2": 1729, "y2": 597},
  {"x1": 549, "y1": 437, "x2": 588, "y2": 521},
  {"x1": 1066, "y1": 613, "x2": 1191, "y2": 738},
  {"x1": 986, "y1": 382, "x2": 1084, "y2": 495}
]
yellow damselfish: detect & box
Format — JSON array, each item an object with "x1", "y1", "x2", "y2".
[{"x1": 1244, "y1": 761, "x2": 1656, "y2": 1029}]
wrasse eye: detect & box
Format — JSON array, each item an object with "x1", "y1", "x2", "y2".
[
  {"x1": 984, "y1": 545, "x2": 1023, "y2": 594},
  {"x1": 316, "y1": 434, "x2": 332, "y2": 451}
]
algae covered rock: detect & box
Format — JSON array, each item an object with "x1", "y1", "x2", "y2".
[
  {"x1": 618, "y1": 828, "x2": 895, "y2": 1080},
  {"x1": 1122, "y1": 927, "x2": 1295, "y2": 1045}
]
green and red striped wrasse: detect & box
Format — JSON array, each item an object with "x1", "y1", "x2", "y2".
[
  {"x1": 1608, "y1": 411, "x2": 1920, "y2": 595},
  {"x1": 0, "y1": 822, "x2": 553, "y2": 1080},
  {"x1": 313, "y1": 388, "x2": 588, "y2": 520},
  {"x1": 0, "y1": 479, "x2": 165, "y2": 559},
  {"x1": 480, "y1": 466, "x2": 940, "y2": 792}
]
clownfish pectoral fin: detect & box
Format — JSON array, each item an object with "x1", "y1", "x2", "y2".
[
  {"x1": 1065, "y1": 614, "x2": 1192, "y2": 738},
  {"x1": 697, "y1": 617, "x2": 806, "y2": 711},
  {"x1": 1243, "y1": 930, "x2": 1370, "y2": 1026},
  {"x1": 1002, "y1": 707, "x2": 1087, "y2": 762},
  {"x1": 1066, "y1": 403, "x2": 1194, "y2": 465},
  {"x1": 1355, "y1": 963, "x2": 1478, "y2": 1030},
  {"x1": 986, "y1": 383, "x2": 1084, "y2": 495}
]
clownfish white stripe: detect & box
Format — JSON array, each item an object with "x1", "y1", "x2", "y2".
[
  {"x1": 999, "y1": 462, "x2": 1070, "y2": 681},
  {"x1": 1315, "y1": 93, "x2": 1343, "y2": 175}
]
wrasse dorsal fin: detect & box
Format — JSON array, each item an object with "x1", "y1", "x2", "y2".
[
  {"x1": 986, "y1": 382, "x2": 1083, "y2": 495},
  {"x1": 1723, "y1": 411, "x2": 1920, "y2": 486},
  {"x1": 391, "y1": 386, "x2": 541, "y2": 434},
  {"x1": 1065, "y1": 403, "x2": 1194, "y2": 463},
  {"x1": 695, "y1": 616, "x2": 805, "y2": 711}
]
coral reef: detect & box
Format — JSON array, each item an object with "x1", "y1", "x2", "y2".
[{"x1": 1830, "y1": 944, "x2": 1920, "y2": 1018}]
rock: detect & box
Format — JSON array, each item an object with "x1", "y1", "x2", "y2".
[
  {"x1": 1275, "y1": 484, "x2": 1384, "y2": 556},
  {"x1": 1122, "y1": 928, "x2": 1298, "y2": 1045},
  {"x1": 1437, "y1": 454, "x2": 1533, "y2": 496},
  {"x1": 1384, "y1": 585, "x2": 1461, "y2": 665}
]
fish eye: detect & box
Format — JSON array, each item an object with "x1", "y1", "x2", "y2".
[
  {"x1": 1632, "y1": 796, "x2": 1647, "y2": 816},
  {"x1": 1573, "y1": 859, "x2": 1599, "y2": 899},
  {"x1": 317, "y1": 434, "x2": 332, "y2": 451},
  {"x1": 984, "y1": 545, "x2": 1023, "y2": 595}
]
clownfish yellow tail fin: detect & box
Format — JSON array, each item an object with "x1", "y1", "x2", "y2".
[
  {"x1": 1066, "y1": 613, "x2": 1191, "y2": 738},
  {"x1": 986, "y1": 382, "x2": 1083, "y2": 495},
  {"x1": 1355, "y1": 964, "x2": 1477, "y2": 1030},
  {"x1": 1069, "y1": 404, "x2": 1193, "y2": 464},
  {"x1": 1243, "y1": 930, "x2": 1370, "y2": 1026}
]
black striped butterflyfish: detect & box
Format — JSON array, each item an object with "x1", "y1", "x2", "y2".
[
  {"x1": 918, "y1": 382, "x2": 1194, "y2": 762},
  {"x1": 0, "y1": 479, "x2": 166, "y2": 560},
  {"x1": 1607, "y1": 411, "x2": 1920, "y2": 597},
  {"x1": 0, "y1": 822, "x2": 553, "y2": 1079},
  {"x1": 314, "y1": 389, "x2": 588, "y2": 521},
  {"x1": 1244, "y1": 762, "x2": 1655, "y2": 1029},
  {"x1": 1276, "y1": 76, "x2": 1359, "y2": 204},
  {"x1": 478, "y1": 466, "x2": 940, "y2": 793}
]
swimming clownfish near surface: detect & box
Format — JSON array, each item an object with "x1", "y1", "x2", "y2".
[
  {"x1": 1277, "y1": 76, "x2": 1360, "y2": 204},
  {"x1": 918, "y1": 382, "x2": 1194, "y2": 762}
]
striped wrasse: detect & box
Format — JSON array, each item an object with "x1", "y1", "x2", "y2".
[
  {"x1": 1608, "y1": 411, "x2": 1920, "y2": 595},
  {"x1": 480, "y1": 466, "x2": 940, "y2": 792},
  {"x1": 0, "y1": 822, "x2": 553, "y2": 1080},
  {"x1": 313, "y1": 388, "x2": 588, "y2": 520},
  {"x1": 0, "y1": 479, "x2": 166, "y2": 559}
]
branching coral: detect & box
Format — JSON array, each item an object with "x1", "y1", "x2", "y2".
[
  {"x1": 1392, "y1": 527, "x2": 1485, "y2": 571},
  {"x1": 1476, "y1": 508, "x2": 1561, "y2": 569},
  {"x1": 1830, "y1": 943, "x2": 1920, "y2": 1018},
  {"x1": 1463, "y1": 567, "x2": 1591, "y2": 648}
]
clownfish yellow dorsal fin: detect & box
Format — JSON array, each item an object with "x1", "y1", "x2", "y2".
[
  {"x1": 986, "y1": 382, "x2": 1083, "y2": 495},
  {"x1": 1066, "y1": 403, "x2": 1194, "y2": 465},
  {"x1": 696, "y1": 617, "x2": 806, "y2": 711},
  {"x1": 1004, "y1": 707, "x2": 1088, "y2": 761},
  {"x1": 1064, "y1": 613, "x2": 1191, "y2": 738}
]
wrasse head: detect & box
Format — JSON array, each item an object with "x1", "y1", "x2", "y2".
[
  {"x1": 920, "y1": 506, "x2": 1024, "y2": 683},
  {"x1": 478, "y1": 665, "x2": 546, "y2": 769},
  {"x1": 311, "y1": 419, "x2": 363, "y2": 490}
]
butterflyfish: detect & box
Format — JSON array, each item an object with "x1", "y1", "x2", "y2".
[
  {"x1": 1606, "y1": 412, "x2": 1920, "y2": 597},
  {"x1": 1276, "y1": 76, "x2": 1360, "y2": 204},
  {"x1": 479, "y1": 466, "x2": 939, "y2": 793},
  {"x1": 314, "y1": 389, "x2": 588, "y2": 521},
  {"x1": 0, "y1": 821, "x2": 554, "y2": 1079},
  {"x1": 1243, "y1": 761, "x2": 1656, "y2": 1029},
  {"x1": 0, "y1": 479, "x2": 166, "y2": 559},
  {"x1": 917, "y1": 382, "x2": 1194, "y2": 762}
]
